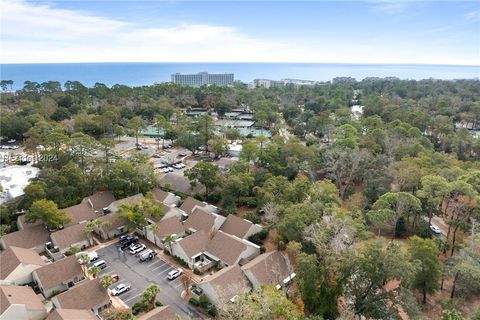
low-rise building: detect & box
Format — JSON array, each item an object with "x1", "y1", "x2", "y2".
[
  {"x1": 0, "y1": 224, "x2": 50, "y2": 253},
  {"x1": 96, "y1": 213, "x2": 128, "y2": 240},
  {"x1": 219, "y1": 214, "x2": 262, "y2": 239},
  {"x1": 183, "y1": 208, "x2": 225, "y2": 234},
  {"x1": 51, "y1": 278, "x2": 111, "y2": 315},
  {"x1": 0, "y1": 246, "x2": 46, "y2": 285},
  {"x1": 171, "y1": 230, "x2": 260, "y2": 271},
  {"x1": 62, "y1": 190, "x2": 115, "y2": 225},
  {"x1": 179, "y1": 197, "x2": 218, "y2": 216},
  {"x1": 32, "y1": 255, "x2": 85, "y2": 299},
  {"x1": 0, "y1": 285, "x2": 47, "y2": 320},
  {"x1": 137, "y1": 305, "x2": 178, "y2": 320},
  {"x1": 241, "y1": 251, "x2": 295, "y2": 290},
  {"x1": 198, "y1": 265, "x2": 251, "y2": 307},
  {"x1": 45, "y1": 309, "x2": 97, "y2": 320},
  {"x1": 50, "y1": 222, "x2": 92, "y2": 254},
  {"x1": 150, "y1": 188, "x2": 180, "y2": 207},
  {"x1": 106, "y1": 193, "x2": 144, "y2": 214},
  {"x1": 146, "y1": 216, "x2": 185, "y2": 248}
]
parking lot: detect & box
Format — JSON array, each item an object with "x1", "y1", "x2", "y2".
[{"x1": 94, "y1": 241, "x2": 205, "y2": 319}]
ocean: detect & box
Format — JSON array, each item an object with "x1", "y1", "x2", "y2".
[{"x1": 1, "y1": 63, "x2": 479, "y2": 90}]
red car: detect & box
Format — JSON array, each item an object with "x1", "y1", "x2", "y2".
[{"x1": 111, "y1": 274, "x2": 120, "y2": 282}]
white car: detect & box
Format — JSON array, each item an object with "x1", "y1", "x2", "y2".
[
  {"x1": 430, "y1": 224, "x2": 442, "y2": 235},
  {"x1": 111, "y1": 283, "x2": 130, "y2": 296},
  {"x1": 167, "y1": 268, "x2": 183, "y2": 280},
  {"x1": 129, "y1": 243, "x2": 146, "y2": 255}
]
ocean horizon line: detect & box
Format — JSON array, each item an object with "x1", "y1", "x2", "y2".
[{"x1": 2, "y1": 62, "x2": 479, "y2": 67}]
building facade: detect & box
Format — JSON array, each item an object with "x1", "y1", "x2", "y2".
[{"x1": 171, "y1": 72, "x2": 234, "y2": 87}]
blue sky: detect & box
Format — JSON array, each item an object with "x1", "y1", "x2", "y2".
[{"x1": 1, "y1": 0, "x2": 479, "y2": 64}]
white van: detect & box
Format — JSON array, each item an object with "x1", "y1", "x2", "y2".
[
  {"x1": 92, "y1": 260, "x2": 107, "y2": 269},
  {"x1": 138, "y1": 249, "x2": 157, "y2": 262}
]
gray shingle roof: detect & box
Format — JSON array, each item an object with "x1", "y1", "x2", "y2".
[
  {"x1": 219, "y1": 214, "x2": 254, "y2": 239},
  {"x1": 0, "y1": 246, "x2": 45, "y2": 279},
  {"x1": 0, "y1": 285, "x2": 45, "y2": 314},
  {"x1": 33, "y1": 255, "x2": 83, "y2": 290},
  {"x1": 54, "y1": 278, "x2": 109, "y2": 310}
]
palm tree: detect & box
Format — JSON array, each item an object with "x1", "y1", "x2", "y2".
[
  {"x1": 149, "y1": 223, "x2": 159, "y2": 246},
  {"x1": 78, "y1": 253, "x2": 90, "y2": 277},
  {"x1": 88, "y1": 265, "x2": 101, "y2": 279},
  {"x1": 100, "y1": 274, "x2": 115, "y2": 288},
  {"x1": 140, "y1": 284, "x2": 160, "y2": 311},
  {"x1": 162, "y1": 234, "x2": 176, "y2": 254}
]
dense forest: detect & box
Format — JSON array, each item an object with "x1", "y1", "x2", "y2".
[{"x1": 1, "y1": 77, "x2": 479, "y2": 320}]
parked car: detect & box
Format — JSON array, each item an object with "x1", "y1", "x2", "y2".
[
  {"x1": 139, "y1": 249, "x2": 157, "y2": 262},
  {"x1": 111, "y1": 283, "x2": 130, "y2": 296},
  {"x1": 162, "y1": 167, "x2": 174, "y2": 173},
  {"x1": 178, "y1": 152, "x2": 188, "y2": 157},
  {"x1": 172, "y1": 164, "x2": 182, "y2": 169},
  {"x1": 91, "y1": 260, "x2": 107, "y2": 270},
  {"x1": 76, "y1": 251, "x2": 98, "y2": 263},
  {"x1": 118, "y1": 235, "x2": 138, "y2": 248},
  {"x1": 430, "y1": 224, "x2": 442, "y2": 235},
  {"x1": 111, "y1": 274, "x2": 120, "y2": 282},
  {"x1": 7, "y1": 139, "x2": 16, "y2": 144},
  {"x1": 129, "y1": 243, "x2": 146, "y2": 255},
  {"x1": 167, "y1": 268, "x2": 183, "y2": 280}
]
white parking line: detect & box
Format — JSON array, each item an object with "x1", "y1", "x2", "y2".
[
  {"x1": 123, "y1": 291, "x2": 142, "y2": 303},
  {"x1": 147, "y1": 260, "x2": 162, "y2": 268},
  {"x1": 151, "y1": 264, "x2": 169, "y2": 272},
  {"x1": 158, "y1": 267, "x2": 174, "y2": 275}
]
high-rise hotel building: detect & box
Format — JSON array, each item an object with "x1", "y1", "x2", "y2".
[{"x1": 171, "y1": 72, "x2": 234, "y2": 87}]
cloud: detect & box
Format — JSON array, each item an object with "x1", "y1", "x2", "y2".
[
  {"x1": 0, "y1": 0, "x2": 478, "y2": 65},
  {"x1": 370, "y1": 0, "x2": 410, "y2": 14},
  {"x1": 464, "y1": 10, "x2": 479, "y2": 21}
]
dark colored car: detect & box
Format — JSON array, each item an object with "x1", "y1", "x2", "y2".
[{"x1": 118, "y1": 235, "x2": 138, "y2": 248}]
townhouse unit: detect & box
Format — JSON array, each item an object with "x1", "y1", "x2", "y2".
[
  {"x1": 49, "y1": 222, "x2": 92, "y2": 255},
  {"x1": 51, "y1": 279, "x2": 111, "y2": 315},
  {"x1": 197, "y1": 265, "x2": 251, "y2": 307},
  {"x1": 171, "y1": 230, "x2": 260, "y2": 272},
  {"x1": 45, "y1": 309, "x2": 97, "y2": 320},
  {"x1": 219, "y1": 214, "x2": 263, "y2": 239},
  {"x1": 32, "y1": 255, "x2": 85, "y2": 299},
  {"x1": 0, "y1": 246, "x2": 46, "y2": 285},
  {"x1": 137, "y1": 305, "x2": 178, "y2": 320},
  {"x1": 62, "y1": 191, "x2": 115, "y2": 225},
  {"x1": 146, "y1": 216, "x2": 185, "y2": 248},
  {"x1": 0, "y1": 220, "x2": 50, "y2": 253},
  {"x1": 0, "y1": 285, "x2": 47, "y2": 320},
  {"x1": 197, "y1": 250, "x2": 296, "y2": 309}
]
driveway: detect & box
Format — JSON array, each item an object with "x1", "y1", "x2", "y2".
[{"x1": 95, "y1": 242, "x2": 206, "y2": 319}]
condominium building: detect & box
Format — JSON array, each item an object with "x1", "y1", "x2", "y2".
[{"x1": 171, "y1": 72, "x2": 234, "y2": 87}]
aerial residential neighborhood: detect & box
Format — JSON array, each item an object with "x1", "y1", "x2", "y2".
[
  {"x1": 1, "y1": 1, "x2": 480, "y2": 319},
  {"x1": 0, "y1": 180, "x2": 294, "y2": 319}
]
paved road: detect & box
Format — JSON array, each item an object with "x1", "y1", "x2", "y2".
[{"x1": 96, "y1": 242, "x2": 206, "y2": 319}]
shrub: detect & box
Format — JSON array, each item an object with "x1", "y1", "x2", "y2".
[
  {"x1": 132, "y1": 302, "x2": 144, "y2": 315},
  {"x1": 244, "y1": 212, "x2": 260, "y2": 224},
  {"x1": 194, "y1": 193, "x2": 206, "y2": 202},
  {"x1": 260, "y1": 245, "x2": 266, "y2": 254},
  {"x1": 207, "y1": 305, "x2": 217, "y2": 317},
  {"x1": 189, "y1": 297, "x2": 200, "y2": 306},
  {"x1": 277, "y1": 241, "x2": 286, "y2": 251},
  {"x1": 155, "y1": 301, "x2": 162, "y2": 307},
  {"x1": 193, "y1": 268, "x2": 202, "y2": 275},
  {"x1": 239, "y1": 197, "x2": 257, "y2": 208},
  {"x1": 199, "y1": 294, "x2": 210, "y2": 308},
  {"x1": 207, "y1": 192, "x2": 221, "y2": 203},
  {"x1": 173, "y1": 256, "x2": 188, "y2": 268},
  {"x1": 248, "y1": 228, "x2": 269, "y2": 245}
]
